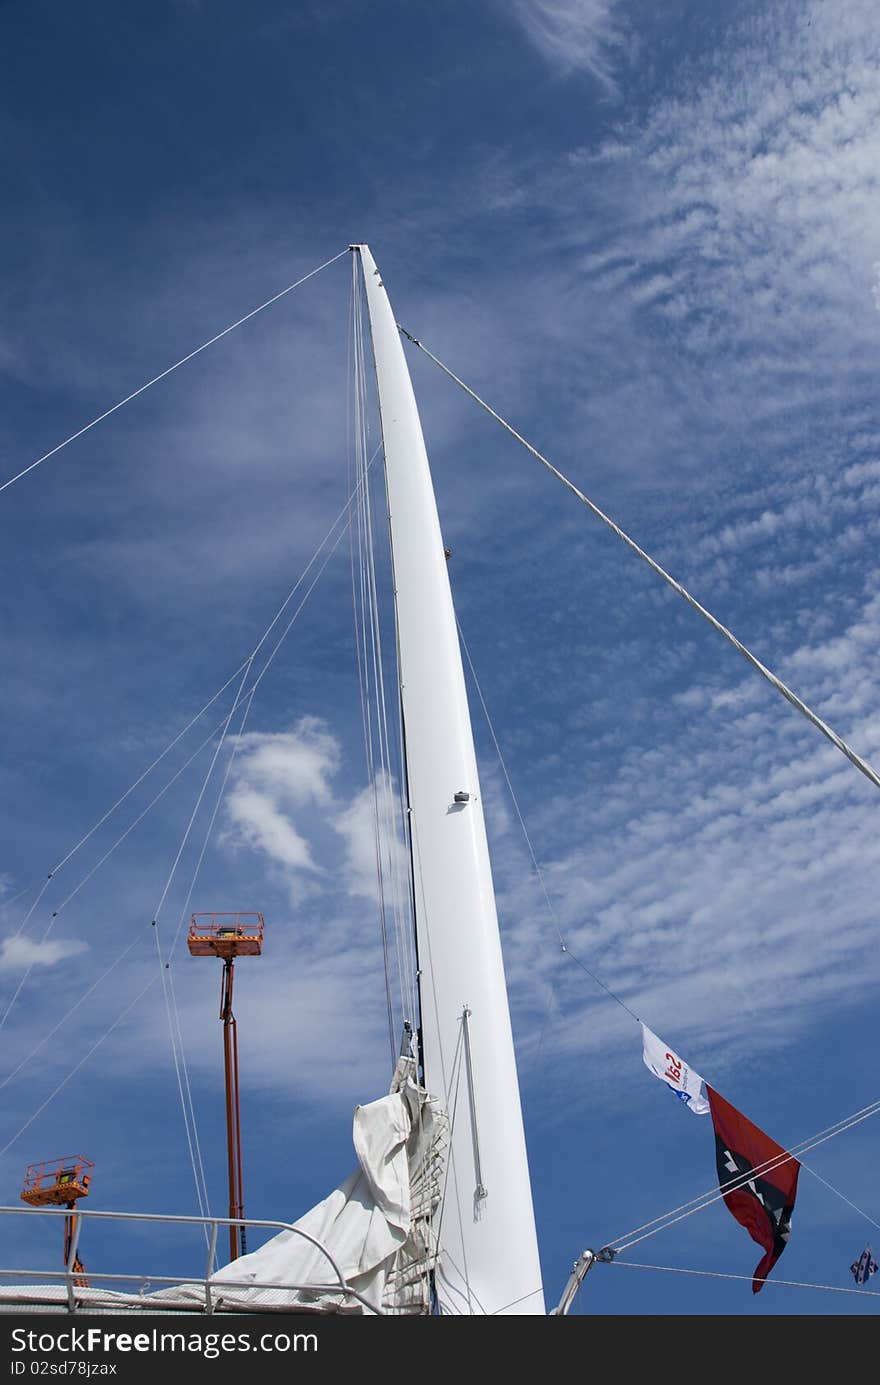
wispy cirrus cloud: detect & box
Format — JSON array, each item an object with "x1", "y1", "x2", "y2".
[
  {"x1": 506, "y1": 0, "x2": 625, "y2": 88},
  {"x1": 480, "y1": 571, "x2": 880, "y2": 1099}
]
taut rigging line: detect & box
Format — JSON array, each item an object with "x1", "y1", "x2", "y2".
[{"x1": 399, "y1": 324, "x2": 880, "y2": 798}]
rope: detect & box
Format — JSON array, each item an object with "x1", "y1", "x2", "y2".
[
  {"x1": 150, "y1": 658, "x2": 254, "y2": 1225},
  {"x1": 608, "y1": 1257, "x2": 880, "y2": 1299},
  {"x1": 0, "y1": 974, "x2": 158, "y2": 1158},
  {"x1": 167, "y1": 688, "x2": 257, "y2": 961},
  {"x1": 457, "y1": 619, "x2": 641, "y2": 1024},
  {"x1": 0, "y1": 877, "x2": 54, "y2": 973},
  {"x1": 0, "y1": 934, "x2": 143, "y2": 1089},
  {"x1": 489, "y1": 1287, "x2": 546, "y2": 1315},
  {"x1": 0, "y1": 475, "x2": 360, "y2": 1036},
  {"x1": 1, "y1": 458, "x2": 355, "y2": 1159},
  {"x1": 0, "y1": 663, "x2": 251, "y2": 953},
  {"x1": 351, "y1": 265, "x2": 393, "y2": 1061},
  {"x1": 610, "y1": 1095, "x2": 880, "y2": 1254},
  {"x1": 50, "y1": 665, "x2": 251, "y2": 879},
  {"x1": 0, "y1": 249, "x2": 349, "y2": 496},
  {"x1": 458, "y1": 615, "x2": 880, "y2": 1254},
  {"x1": 803, "y1": 1163, "x2": 880, "y2": 1235},
  {"x1": 0, "y1": 721, "x2": 226, "y2": 1037},
  {"x1": 0, "y1": 884, "x2": 36, "y2": 910},
  {"x1": 163, "y1": 686, "x2": 257, "y2": 1236},
  {"x1": 163, "y1": 688, "x2": 258, "y2": 1234},
  {"x1": 165, "y1": 967, "x2": 212, "y2": 1239},
  {"x1": 0, "y1": 517, "x2": 346, "y2": 1154},
  {"x1": 9, "y1": 458, "x2": 364, "y2": 920},
  {"x1": 430, "y1": 1027, "x2": 477, "y2": 1315},
  {"x1": 151, "y1": 661, "x2": 254, "y2": 927},
  {"x1": 349, "y1": 259, "x2": 416, "y2": 1063},
  {"x1": 245, "y1": 494, "x2": 362, "y2": 698},
  {"x1": 399, "y1": 325, "x2": 880, "y2": 796}
]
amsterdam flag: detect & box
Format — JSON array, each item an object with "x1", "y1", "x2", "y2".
[
  {"x1": 851, "y1": 1244, "x2": 878, "y2": 1286},
  {"x1": 707, "y1": 1086, "x2": 800, "y2": 1293}
]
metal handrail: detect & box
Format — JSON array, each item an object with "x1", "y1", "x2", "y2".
[{"x1": 0, "y1": 1204, "x2": 381, "y2": 1316}]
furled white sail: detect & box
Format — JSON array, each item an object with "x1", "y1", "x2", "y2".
[
  {"x1": 356, "y1": 245, "x2": 545, "y2": 1315},
  {"x1": 2, "y1": 1065, "x2": 444, "y2": 1316},
  {"x1": 150, "y1": 1062, "x2": 445, "y2": 1315}
]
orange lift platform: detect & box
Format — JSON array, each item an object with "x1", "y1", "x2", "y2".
[
  {"x1": 21, "y1": 1156, "x2": 93, "y2": 1285},
  {"x1": 188, "y1": 913, "x2": 264, "y2": 1262},
  {"x1": 187, "y1": 912, "x2": 264, "y2": 959}
]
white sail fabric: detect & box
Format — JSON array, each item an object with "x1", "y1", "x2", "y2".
[
  {"x1": 155, "y1": 1065, "x2": 445, "y2": 1315},
  {"x1": 641, "y1": 1024, "x2": 710, "y2": 1115}
]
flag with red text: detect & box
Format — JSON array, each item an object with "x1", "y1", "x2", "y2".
[{"x1": 641, "y1": 1025, "x2": 709, "y2": 1114}]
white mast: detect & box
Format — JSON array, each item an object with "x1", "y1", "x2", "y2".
[{"x1": 356, "y1": 245, "x2": 544, "y2": 1316}]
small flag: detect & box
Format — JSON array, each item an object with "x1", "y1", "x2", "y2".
[
  {"x1": 851, "y1": 1244, "x2": 878, "y2": 1286},
  {"x1": 641, "y1": 1025, "x2": 710, "y2": 1114},
  {"x1": 707, "y1": 1086, "x2": 800, "y2": 1293}
]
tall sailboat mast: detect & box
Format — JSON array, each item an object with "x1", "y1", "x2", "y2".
[{"x1": 356, "y1": 245, "x2": 544, "y2": 1316}]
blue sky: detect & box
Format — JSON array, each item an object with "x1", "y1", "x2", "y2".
[{"x1": 1, "y1": 0, "x2": 880, "y2": 1316}]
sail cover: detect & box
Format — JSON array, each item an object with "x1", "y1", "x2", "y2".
[{"x1": 158, "y1": 1062, "x2": 445, "y2": 1315}]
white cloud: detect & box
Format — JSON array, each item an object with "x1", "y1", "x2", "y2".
[
  {"x1": 482, "y1": 579, "x2": 880, "y2": 1094},
  {"x1": 222, "y1": 718, "x2": 411, "y2": 918},
  {"x1": 507, "y1": 0, "x2": 624, "y2": 86},
  {"x1": 225, "y1": 785, "x2": 319, "y2": 875},
  {"x1": 0, "y1": 935, "x2": 87, "y2": 973},
  {"x1": 227, "y1": 719, "x2": 340, "y2": 809},
  {"x1": 222, "y1": 718, "x2": 340, "y2": 896},
  {"x1": 333, "y1": 773, "x2": 409, "y2": 905}
]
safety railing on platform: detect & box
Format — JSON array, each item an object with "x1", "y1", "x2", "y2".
[{"x1": 0, "y1": 1205, "x2": 381, "y2": 1315}]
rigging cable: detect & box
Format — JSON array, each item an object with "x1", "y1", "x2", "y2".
[
  {"x1": 0, "y1": 884, "x2": 36, "y2": 910},
  {"x1": 0, "y1": 249, "x2": 349, "y2": 496},
  {"x1": 0, "y1": 661, "x2": 252, "y2": 949},
  {"x1": 163, "y1": 687, "x2": 259, "y2": 1243},
  {"x1": 607, "y1": 1092, "x2": 880, "y2": 1255},
  {"x1": 607, "y1": 1258, "x2": 880, "y2": 1299},
  {"x1": 0, "y1": 474, "x2": 364, "y2": 1037},
  {"x1": 399, "y1": 318, "x2": 880, "y2": 1295},
  {"x1": 359, "y1": 271, "x2": 415, "y2": 1044},
  {"x1": 350, "y1": 268, "x2": 396, "y2": 1063},
  {"x1": 0, "y1": 496, "x2": 356, "y2": 1176},
  {"x1": 0, "y1": 933, "x2": 143, "y2": 1091},
  {"x1": 150, "y1": 659, "x2": 255, "y2": 1226},
  {"x1": 457, "y1": 616, "x2": 880, "y2": 1244},
  {"x1": 349, "y1": 259, "x2": 419, "y2": 1064},
  {"x1": 0, "y1": 974, "x2": 159, "y2": 1160},
  {"x1": 359, "y1": 257, "x2": 420, "y2": 1033},
  {"x1": 145, "y1": 493, "x2": 363, "y2": 1220},
  {"x1": 0, "y1": 543, "x2": 347, "y2": 1067},
  {"x1": 428, "y1": 1023, "x2": 478, "y2": 1317},
  {"x1": 457, "y1": 618, "x2": 640, "y2": 1024},
  {"x1": 0, "y1": 716, "x2": 233, "y2": 1037},
  {"x1": 167, "y1": 687, "x2": 258, "y2": 961},
  {"x1": 398, "y1": 325, "x2": 880, "y2": 797}
]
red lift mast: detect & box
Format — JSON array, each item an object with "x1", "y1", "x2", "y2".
[{"x1": 188, "y1": 912, "x2": 263, "y2": 1262}]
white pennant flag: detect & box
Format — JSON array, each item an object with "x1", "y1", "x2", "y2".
[{"x1": 641, "y1": 1025, "x2": 710, "y2": 1115}]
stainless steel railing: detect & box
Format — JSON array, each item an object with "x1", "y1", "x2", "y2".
[{"x1": 0, "y1": 1204, "x2": 381, "y2": 1315}]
